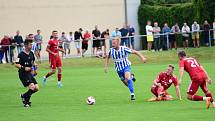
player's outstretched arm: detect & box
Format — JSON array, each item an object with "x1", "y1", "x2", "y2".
[
  {"x1": 104, "y1": 56, "x2": 110, "y2": 73},
  {"x1": 178, "y1": 67, "x2": 184, "y2": 85},
  {"x1": 200, "y1": 66, "x2": 212, "y2": 84},
  {"x1": 175, "y1": 86, "x2": 182, "y2": 100},
  {"x1": 131, "y1": 50, "x2": 147, "y2": 63}
]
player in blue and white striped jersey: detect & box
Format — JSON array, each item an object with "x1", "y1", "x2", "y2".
[{"x1": 104, "y1": 37, "x2": 146, "y2": 100}]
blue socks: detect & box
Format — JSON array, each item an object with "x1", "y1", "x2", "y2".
[{"x1": 127, "y1": 79, "x2": 134, "y2": 95}]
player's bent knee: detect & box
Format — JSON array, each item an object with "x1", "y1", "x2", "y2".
[{"x1": 187, "y1": 94, "x2": 193, "y2": 100}]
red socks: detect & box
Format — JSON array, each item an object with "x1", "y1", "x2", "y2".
[
  {"x1": 58, "y1": 73, "x2": 62, "y2": 81},
  {"x1": 192, "y1": 95, "x2": 203, "y2": 101}
]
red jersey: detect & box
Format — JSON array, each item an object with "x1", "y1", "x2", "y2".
[
  {"x1": 156, "y1": 72, "x2": 178, "y2": 90},
  {"x1": 83, "y1": 33, "x2": 91, "y2": 44},
  {"x1": 48, "y1": 39, "x2": 60, "y2": 58},
  {"x1": 179, "y1": 57, "x2": 205, "y2": 81}
]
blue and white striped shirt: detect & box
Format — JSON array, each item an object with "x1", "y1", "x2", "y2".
[
  {"x1": 31, "y1": 42, "x2": 37, "y2": 53},
  {"x1": 108, "y1": 46, "x2": 132, "y2": 71}
]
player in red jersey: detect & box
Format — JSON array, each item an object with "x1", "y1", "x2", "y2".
[
  {"x1": 149, "y1": 64, "x2": 182, "y2": 101},
  {"x1": 178, "y1": 50, "x2": 215, "y2": 108},
  {"x1": 42, "y1": 30, "x2": 65, "y2": 87}
]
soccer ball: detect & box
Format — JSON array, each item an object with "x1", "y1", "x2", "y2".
[{"x1": 86, "y1": 96, "x2": 96, "y2": 105}]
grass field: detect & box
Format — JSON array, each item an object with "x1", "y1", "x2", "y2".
[{"x1": 0, "y1": 47, "x2": 215, "y2": 121}]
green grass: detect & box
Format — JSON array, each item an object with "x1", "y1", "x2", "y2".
[{"x1": 0, "y1": 47, "x2": 215, "y2": 121}]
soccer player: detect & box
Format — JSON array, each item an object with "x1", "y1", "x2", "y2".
[
  {"x1": 43, "y1": 30, "x2": 65, "y2": 87},
  {"x1": 149, "y1": 64, "x2": 181, "y2": 101},
  {"x1": 15, "y1": 39, "x2": 39, "y2": 107},
  {"x1": 178, "y1": 50, "x2": 215, "y2": 108},
  {"x1": 104, "y1": 37, "x2": 146, "y2": 100}
]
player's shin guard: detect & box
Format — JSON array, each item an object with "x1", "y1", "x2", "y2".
[
  {"x1": 23, "y1": 89, "x2": 35, "y2": 103},
  {"x1": 191, "y1": 95, "x2": 203, "y2": 101},
  {"x1": 58, "y1": 73, "x2": 62, "y2": 81},
  {"x1": 127, "y1": 79, "x2": 134, "y2": 95}
]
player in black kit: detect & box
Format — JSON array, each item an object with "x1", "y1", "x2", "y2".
[{"x1": 15, "y1": 39, "x2": 39, "y2": 107}]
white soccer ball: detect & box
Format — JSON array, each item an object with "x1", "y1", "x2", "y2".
[{"x1": 86, "y1": 96, "x2": 96, "y2": 105}]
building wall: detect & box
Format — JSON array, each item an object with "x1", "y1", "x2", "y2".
[{"x1": 0, "y1": 0, "x2": 125, "y2": 56}]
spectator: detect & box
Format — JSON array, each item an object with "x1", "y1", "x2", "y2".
[
  {"x1": 119, "y1": 24, "x2": 129, "y2": 47},
  {"x1": 213, "y1": 19, "x2": 215, "y2": 46},
  {"x1": 14, "y1": 30, "x2": 24, "y2": 54},
  {"x1": 82, "y1": 30, "x2": 91, "y2": 57},
  {"x1": 162, "y1": 23, "x2": 171, "y2": 50},
  {"x1": 146, "y1": 20, "x2": 154, "y2": 51},
  {"x1": 74, "y1": 28, "x2": 83, "y2": 56},
  {"x1": 110, "y1": 28, "x2": 121, "y2": 48},
  {"x1": 101, "y1": 29, "x2": 109, "y2": 57},
  {"x1": 92, "y1": 25, "x2": 101, "y2": 56},
  {"x1": 0, "y1": 35, "x2": 11, "y2": 63},
  {"x1": 203, "y1": 20, "x2": 210, "y2": 46},
  {"x1": 34, "y1": 29, "x2": 43, "y2": 62},
  {"x1": 128, "y1": 25, "x2": 135, "y2": 49},
  {"x1": 0, "y1": 45, "x2": 3, "y2": 64},
  {"x1": 182, "y1": 23, "x2": 190, "y2": 49},
  {"x1": 191, "y1": 21, "x2": 200, "y2": 48},
  {"x1": 171, "y1": 23, "x2": 180, "y2": 50},
  {"x1": 153, "y1": 22, "x2": 161, "y2": 51},
  {"x1": 60, "y1": 32, "x2": 71, "y2": 55},
  {"x1": 9, "y1": 36, "x2": 16, "y2": 64}
]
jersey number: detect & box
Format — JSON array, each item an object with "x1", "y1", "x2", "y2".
[{"x1": 187, "y1": 59, "x2": 200, "y2": 67}]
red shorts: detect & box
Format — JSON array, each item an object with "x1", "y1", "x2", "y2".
[
  {"x1": 49, "y1": 56, "x2": 62, "y2": 69},
  {"x1": 151, "y1": 86, "x2": 169, "y2": 97},
  {"x1": 187, "y1": 80, "x2": 208, "y2": 95}
]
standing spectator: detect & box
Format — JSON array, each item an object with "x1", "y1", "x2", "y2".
[
  {"x1": 213, "y1": 19, "x2": 215, "y2": 46},
  {"x1": 14, "y1": 30, "x2": 24, "y2": 54},
  {"x1": 0, "y1": 45, "x2": 3, "y2": 64},
  {"x1": 82, "y1": 30, "x2": 91, "y2": 57},
  {"x1": 74, "y1": 28, "x2": 83, "y2": 56},
  {"x1": 171, "y1": 23, "x2": 180, "y2": 50},
  {"x1": 146, "y1": 21, "x2": 154, "y2": 51},
  {"x1": 0, "y1": 35, "x2": 11, "y2": 63},
  {"x1": 92, "y1": 25, "x2": 101, "y2": 56},
  {"x1": 101, "y1": 29, "x2": 109, "y2": 57},
  {"x1": 162, "y1": 23, "x2": 171, "y2": 50},
  {"x1": 60, "y1": 32, "x2": 71, "y2": 56},
  {"x1": 182, "y1": 23, "x2": 190, "y2": 49},
  {"x1": 128, "y1": 25, "x2": 135, "y2": 49},
  {"x1": 9, "y1": 36, "x2": 16, "y2": 64},
  {"x1": 110, "y1": 28, "x2": 121, "y2": 48},
  {"x1": 119, "y1": 24, "x2": 129, "y2": 47},
  {"x1": 191, "y1": 21, "x2": 200, "y2": 48},
  {"x1": 203, "y1": 20, "x2": 210, "y2": 46},
  {"x1": 34, "y1": 30, "x2": 43, "y2": 62},
  {"x1": 153, "y1": 22, "x2": 161, "y2": 51}
]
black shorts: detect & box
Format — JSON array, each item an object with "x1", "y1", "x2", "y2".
[
  {"x1": 82, "y1": 43, "x2": 88, "y2": 50},
  {"x1": 100, "y1": 39, "x2": 105, "y2": 46},
  {"x1": 93, "y1": 40, "x2": 101, "y2": 48},
  {"x1": 182, "y1": 36, "x2": 189, "y2": 41},
  {"x1": 19, "y1": 72, "x2": 37, "y2": 87}
]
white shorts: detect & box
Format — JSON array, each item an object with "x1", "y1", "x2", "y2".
[{"x1": 75, "y1": 41, "x2": 81, "y2": 49}]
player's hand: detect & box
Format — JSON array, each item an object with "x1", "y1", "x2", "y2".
[
  {"x1": 207, "y1": 79, "x2": 212, "y2": 85},
  {"x1": 24, "y1": 67, "x2": 31, "y2": 72},
  {"x1": 141, "y1": 57, "x2": 147, "y2": 63},
  {"x1": 53, "y1": 53, "x2": 58, "y2": 57}
]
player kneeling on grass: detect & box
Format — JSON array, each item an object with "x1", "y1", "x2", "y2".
[
  {"x1": 178, "y1": 50, "x2": 215, "y2": 109},
  {"x1": 149, "y1": 64, "x2": 182, "y2": 101},
  {"x1": 15, "y1": 39, "x2": 39, "y2": 107},
  {"x1": 104, "y1": 37, "x2": 146, "y2": 100}
]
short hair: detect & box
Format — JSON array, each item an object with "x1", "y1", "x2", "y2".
[
  {"x1": 62, "y1": 32, "x2": 65, "y2": 34},
  {"x1": 112, "y1": 36, "x2": 121, "y2": 43},
  {"x1": 168, "y1": 64, "x2": 175, "y2": 70},
  {"x1": 28, "y1": 34, "x2": 33, "y2": 37},
  {"x1": 24, "y1": 39, "x2": 33, "y2": 45},
  {"x1": 178, "y1": 50, "x2": 186, "y2": 57},
  {"x1": 52, "y1": 30, "x2": 57, "y2": 33}
]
